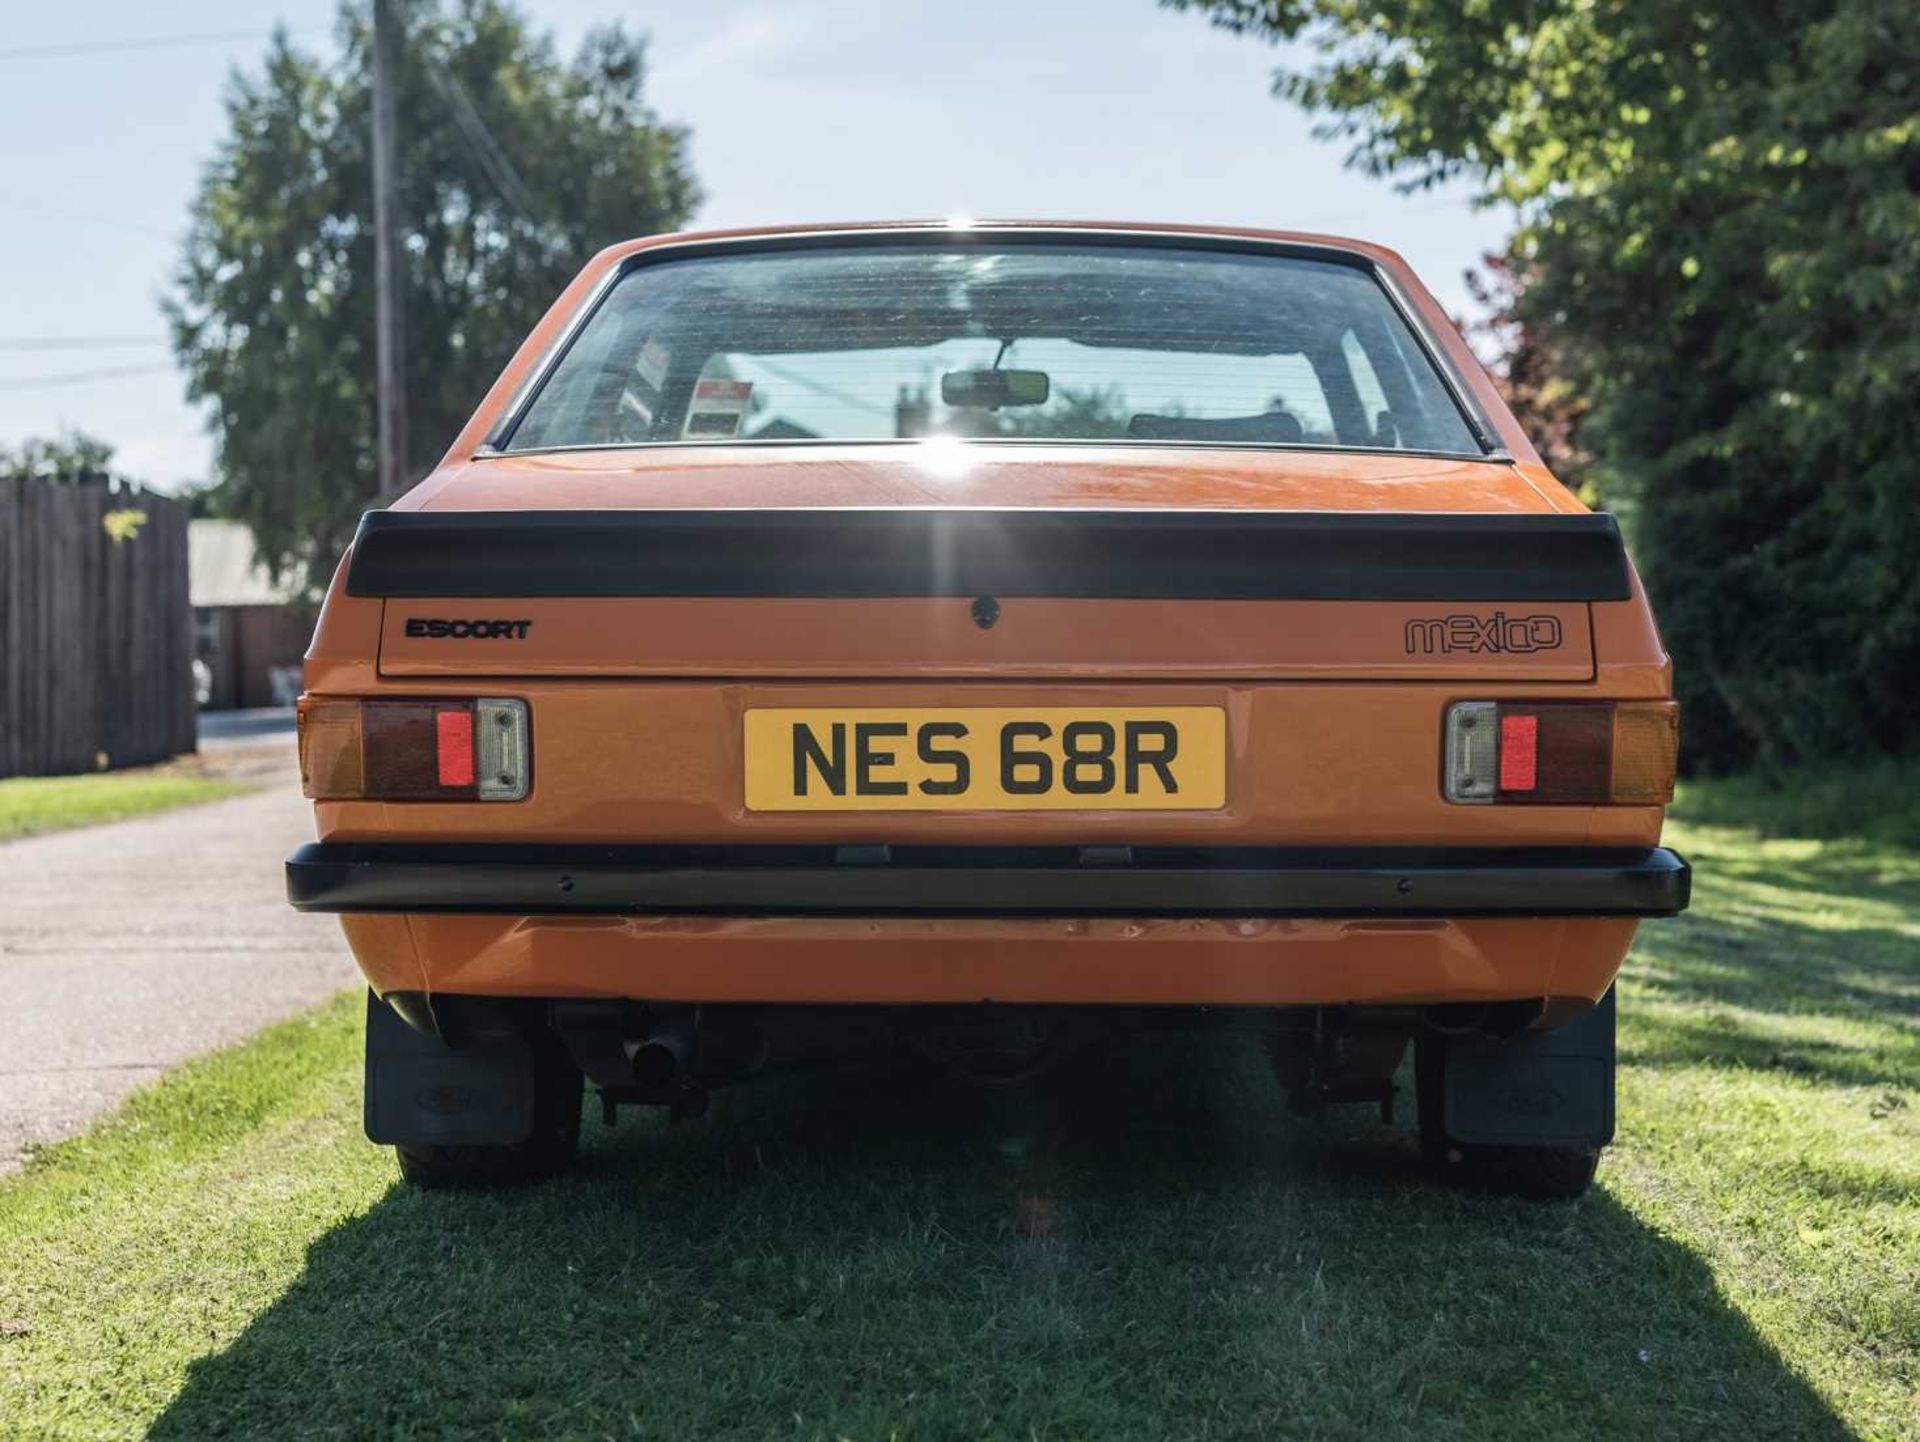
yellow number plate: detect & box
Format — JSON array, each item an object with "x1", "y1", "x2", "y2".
[{"x1": 743, "y1": 707, "x2": 1226, "y2": 812}]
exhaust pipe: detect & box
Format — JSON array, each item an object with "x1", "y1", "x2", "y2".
[
  {"x1": 628, "y1": 1015, "x2": 695, "y2": 1090},
  {"x1": 554, "y1": 1003, "x2": 710, "y2": 1123}
]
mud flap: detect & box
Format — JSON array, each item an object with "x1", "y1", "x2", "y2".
[
  {"x1": 1443, "y1": 987, "x2": 1615, "y2": 1149},
  {"x1": 363, "y1": 991, "x2": 535, "y2": 1146}
]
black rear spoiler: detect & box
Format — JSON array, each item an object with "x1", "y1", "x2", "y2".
[{"x1": 344, "y1": 508, "x2": 1632, "y2": 602}]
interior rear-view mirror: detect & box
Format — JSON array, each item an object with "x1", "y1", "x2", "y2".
[{"x1": 941, "y1": 368, "x2": 1050, "y2": 410}]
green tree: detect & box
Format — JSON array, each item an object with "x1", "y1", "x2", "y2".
[
  {"x1": 1171, "y1": 0, "x2": 1920, "y2": 771},
  {"x1": 169, "y1": 1, "x2": 700, "y2": 588},
  {"x1": 1462, "y1": 250, "x2": 1590, "y2": 502},
  {"x1": 989, "y1": 385, "x2": 1136, "y2": 439}
]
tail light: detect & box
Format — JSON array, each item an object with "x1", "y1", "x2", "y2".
[
  {"x1": 298, "y1": 697, "x2": 529, "y2": 801},
  {"x1": 1444, "y1": 700, "x2": 1677, "y2": 805}
]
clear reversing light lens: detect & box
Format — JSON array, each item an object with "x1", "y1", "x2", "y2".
[
  {"x1": 1444, "y1": 701, "x2": 1498, "y2": 803},
  {"x1": 475, "y1": 699, "x2": 530, "y2": 800},
  {"x1": 1443, "y1": 700, "x2": 1678, "y2": 806}
]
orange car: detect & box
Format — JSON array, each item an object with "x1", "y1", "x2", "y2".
[{"x1": 288, "y1": 221, "x2": 1686, "y2": 1198}]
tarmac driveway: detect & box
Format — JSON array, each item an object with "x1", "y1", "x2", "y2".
[{"x1": 0, "y1": 756, "x2": 354, "y2": 1173}]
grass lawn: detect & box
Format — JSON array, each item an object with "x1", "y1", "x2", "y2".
[
  {"x1": 1, "y1": 790, "x2": 1914, "y2": 1439},
  {"x1": 0, "y1": 770, "x2": 250, "y2": 842}
]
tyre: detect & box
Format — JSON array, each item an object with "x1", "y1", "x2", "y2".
[
  {"x1": 1415, "y1": 1028, "x2": 1600, "y2": 1201},
  {"x1": 396, "y1": 1032, "x2": 583, "y2": 1189}
]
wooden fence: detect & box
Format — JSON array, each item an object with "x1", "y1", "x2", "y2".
[{"x1": 0, "y1": 477, "x2": 197, "y2": 778}]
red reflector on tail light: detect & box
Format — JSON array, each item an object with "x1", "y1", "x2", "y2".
[
  {"x1": 435, "y1": 709, "x2": 475, "y2": 788},
  {"x1": 1498, "y1": 713, "x2": 1538, "y2": 792}
]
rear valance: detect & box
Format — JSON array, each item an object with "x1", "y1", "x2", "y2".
[{"x1": 345, "y1": 508, "x2": 1632, "y2": 602}]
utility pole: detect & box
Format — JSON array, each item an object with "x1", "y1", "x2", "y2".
[{"x1": 371, "y1": 0, "x2": 408, "y2": 499}]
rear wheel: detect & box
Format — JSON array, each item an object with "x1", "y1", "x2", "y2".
[
  {"x1": 1415, "y1": 1028, "x2": 1600, "y2": 1201},
  {"x1": 396, "y1": 1033, "x2": 583, "y2": 1189}
]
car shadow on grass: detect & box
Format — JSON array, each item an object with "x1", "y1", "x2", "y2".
[
  {"x1": 148, "y1": 1033, "x2": 1849, "y2": 1441},
  {"x1": 1621, "y1": 884, "x2": 1919, "y2": 1092}
]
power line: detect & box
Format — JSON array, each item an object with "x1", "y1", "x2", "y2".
[
  {"x1": 0, "y1": 198, "x2": 179, "y2": 243},
  {"x1": 0, "y1": 363, "x2": 176, "y2": 391},
  {"x1": 745, "y1": 356, "x2": 895, "y2": 420},
  {"x1": 425, "y1": 61, "x2": 537, "y2": 222},
  {"x1": 0, "y1": 27, "x2": 320, "y2": 62},
  {"x1": 0, "y1": 337, "x2": 168, "y2": 353}
]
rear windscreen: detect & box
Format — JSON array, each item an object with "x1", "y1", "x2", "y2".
[{"x1": 502, "y1": 243, "x2": 1482, "y2": 456}]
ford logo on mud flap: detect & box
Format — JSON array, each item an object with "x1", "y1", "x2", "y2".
[
  {"x1": 1502, "y1": 1084, "x2": 1568, "y2": 1117},
  {"x1": 415, "y1": 1084, "x2": 496, "y2": 1116}
]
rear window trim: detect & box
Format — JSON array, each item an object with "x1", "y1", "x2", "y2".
[{"x1": 481, "y1": 227, "x2": 1502, "y2": 460}]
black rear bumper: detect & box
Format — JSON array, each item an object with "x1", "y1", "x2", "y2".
[{"x1": 286, "y1": 842, "x2": 1689, "y2": 920}]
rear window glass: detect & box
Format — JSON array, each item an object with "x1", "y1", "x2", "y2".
[{"x1": 502, "y1": 243, "x2": 1481, "y2": 455}]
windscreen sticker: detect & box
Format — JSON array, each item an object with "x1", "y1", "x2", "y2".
[
  {"x1": 682, "y1": 378, "x2": 753, "y2": 440},
  {"x1": 631, "y1": 337, "x2": 671, "y2": 392}
]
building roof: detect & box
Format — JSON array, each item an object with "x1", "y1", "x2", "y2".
[{"x1": 188, "y1": 519, "x2": 307, "y2": 608}]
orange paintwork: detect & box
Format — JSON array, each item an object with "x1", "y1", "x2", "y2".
[
  {"x1": 376, "y1": 596, "x2": 1598, "y2": 682},
  {"x1": 305, "y1": 221, "x2": 1674, "y2": 1011},
  {"x1": 338, "y1": 913, "x2": 1639, "y2": 1010}
]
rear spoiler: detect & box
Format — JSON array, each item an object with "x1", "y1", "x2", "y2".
[{"x1": 344, "y1": 508, "x2": 1632, "y2": 602}]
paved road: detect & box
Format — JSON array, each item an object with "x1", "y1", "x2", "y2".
[
  {"x1": 198, "y1": 706, "x2": 297, "y2": 748},
  {"x1": 0, "y1": 758, "x2": 355, "y2": 1173}
]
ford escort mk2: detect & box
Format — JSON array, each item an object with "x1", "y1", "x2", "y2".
[{"x1": 287, "y1": 223, "x2": 1686, "y2": 1197}]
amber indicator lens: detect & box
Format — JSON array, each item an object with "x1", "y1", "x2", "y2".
[
  {"x1": 1610, "y1": 701, "x2": 1681, "y2": 804},
  {"x1": 297, "y1": 697, "x2": 364, "y2": 800},
  {"x1": 296, "y1": 697, "x2": 529, "y2": 801}
]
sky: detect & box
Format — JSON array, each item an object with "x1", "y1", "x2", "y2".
[{"x1": 0, "y1": 1, "x2": 1512, "y2": 492}]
